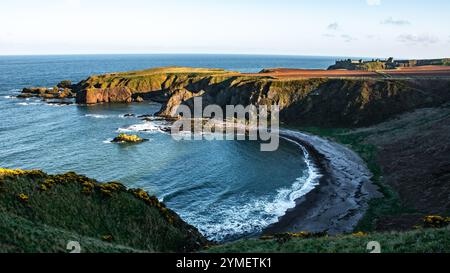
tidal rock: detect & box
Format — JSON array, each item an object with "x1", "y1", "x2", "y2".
[
  {"x1": 57, "y1": 80, "x2": 72, "y2": 89},
  {"x1": 112, "y1": 133, "x2": 148, "y2": 143},
  {"x1": 137, "y1": 114, "x2": 153, "y2": 118},
  {"x1": 19, "y1": 86, "x2": 75, "y2": 100},
  {"x1": 135, "y1": 96, "x2": 144, "y2": 102}
]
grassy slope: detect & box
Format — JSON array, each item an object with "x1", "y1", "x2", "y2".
[
  {"x1": 206, "y1": 227, "x2": 450, "y2": 253},
  {"x1": 295, "y1": 127, "x2": 414, "y2": 231},
  {"x1": 0, "y1": 169, "x2": 207, "y2": 253},
  {"x1": 0, "y1": 211, "x2": 141, "y2": 253}
]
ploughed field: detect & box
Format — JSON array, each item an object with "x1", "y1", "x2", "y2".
[{"x1": 250, "y1": 66, "x2": 450, "y2": 78}]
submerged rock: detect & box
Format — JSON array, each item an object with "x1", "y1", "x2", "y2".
[{"x1": 112, "y1": 133, "x2": 148, "y2": 143}]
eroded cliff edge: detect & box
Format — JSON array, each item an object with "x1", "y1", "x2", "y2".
[{"x1": 65, "y1": 67, "x2": 450, "y2": 127}]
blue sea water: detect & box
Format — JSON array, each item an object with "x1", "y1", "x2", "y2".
[{"x1": 0, "y1": 54, "x2": 335, "y2": 241}]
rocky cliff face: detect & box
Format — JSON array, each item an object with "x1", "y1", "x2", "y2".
[
  {"x1": 76, "y1": 87, "x2": 133, "y2": 104},
  {"x1": 71, "y1": 67, "x2": 450, "y2": 127},
  {"x1": 157, "y1": 77, "x2": 450, "y2": 127}
]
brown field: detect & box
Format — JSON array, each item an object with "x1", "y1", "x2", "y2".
[{"x1": 242, "y1": 66, "x2": 450, "y2": 79}]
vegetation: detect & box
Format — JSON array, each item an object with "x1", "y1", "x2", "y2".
[
  {"x1": 0, "y1": 168, "x2": 207, "y2": 253},
  {"x1": 205, "y1": 227, "x2": 450, "y2": 253},
  {"x1": 292, "y1": 127, "x2": 414, "y2": 232}
]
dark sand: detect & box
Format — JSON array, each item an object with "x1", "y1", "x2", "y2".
[{"x1": 264, "y1": 130, "x2": 381, "y2": 235}]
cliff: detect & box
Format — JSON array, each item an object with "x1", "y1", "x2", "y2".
[
  {"x1": 71, "y1": 67, "x2": 450, "y2": 127},
  {"x1": 0, "y1": 168, "x2": 207, "y2": 253}
]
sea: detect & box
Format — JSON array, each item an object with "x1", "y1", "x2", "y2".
[{"x1": 0, "y1": 54, "x2": 339, "y2": 241}]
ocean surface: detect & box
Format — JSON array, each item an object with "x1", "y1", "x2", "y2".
[{"x1": 0, "y1": 54, "x2": 335, "y2": 241}]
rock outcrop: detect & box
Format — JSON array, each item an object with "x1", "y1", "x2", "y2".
[
  {"x1": 26, "y1": 66, "x2": 450, "y2": 127},
  {"x1": 76, "y1": 87, "x2": 133, "y2": 104},
  {"x1": 19, "y1": 86, "x2": 76, "y2": 99},
  {"x1": 112, "y1": 133, "x2": 147, "y2": 143}
]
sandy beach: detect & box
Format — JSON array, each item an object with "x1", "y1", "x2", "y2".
[{"x1": 264, "y1": 130, "x2": 381, "y2": 235}]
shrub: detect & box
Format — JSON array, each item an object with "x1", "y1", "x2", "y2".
[
  {"x1": 423, "y1": 215, "x2": 450, "y2": 228},
  {"x1": 352, "y1": 231, "x2": 368, "y2": 237},
  {"x1": 17, "y1": 193, "x2": 29, "y2": 203},
  {"x1": 101, "y1": 235, "x2": 114, "y2": 242}
]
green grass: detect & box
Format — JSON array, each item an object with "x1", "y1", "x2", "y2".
[
  {"x1": 292, "y1": 127, "x2": 414, "y2": 232},
  {"x1": 0, "y1": 211, "x2": 141, "y2": 253},
  {"x1": 0, "y1": 169, "x2": 207, "y2": 253},
  {"x1": 205, "y1": 227, "x2": 450, "y2": 253}
]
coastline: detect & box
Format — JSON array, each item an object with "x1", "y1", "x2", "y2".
[{"x1": 264, "y1": 129, "x2": 381, "y2": 235}]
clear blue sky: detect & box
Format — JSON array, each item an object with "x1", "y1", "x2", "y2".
[{"x1": 0, "y1": 0, "x2": 449, "y2": 58}]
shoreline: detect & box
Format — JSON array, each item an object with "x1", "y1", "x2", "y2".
[{"x1": 264, "y1": 129, "x2": 381, "y2": 235}]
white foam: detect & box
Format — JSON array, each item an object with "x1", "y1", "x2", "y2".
[
  {"x1": 182, "y1": 138, "x2": 322, "y2": 241},
  {"x1": 117, "y1": 122, "x2": 161, "y2": 133},
  {"x1": 16, "y1": 102, "x2": 40, "y2": 106},
  {"x1": 102, "y1": 138, "x2": 113, "y2": 144},
  {"x1": 3, "y1": 95, "x2": 14, "y2": 99},
  {"x1": 46, "y1": 103, "x2": 74, "y2": 107},
  {"x1": 84, "y1": 114, "x2": 125, "y2": 119}
]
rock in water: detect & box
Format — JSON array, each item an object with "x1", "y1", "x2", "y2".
[{"x1": 112, "y1": 133, "x2": 148, "y2": 143}]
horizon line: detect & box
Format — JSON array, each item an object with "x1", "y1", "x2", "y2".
[
  {"x1": 0, "y1": 52, "x2": 446, "y2": 60},
  {"x1": 0, "y1": 52, "x2": 423, "y2": 60}
]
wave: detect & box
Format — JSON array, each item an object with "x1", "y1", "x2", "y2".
[
  {"x1": 179, "y1": 138, "x2": 322, "y2": 242},
  {"x1": 84, "y1": 114, "x2": 126, "y2": 119},
  {"x1": 16, "y1": 102, "x2": 41, "y2": 106},
  {"x1": 102, "y1": 138, "x2": 113, "y2": 144},
  {"x1": 117, "y1": 121, "x2": 171, "y2": 134},
  {"x1": 46, "y1": 103, "x2": 74, "y2": 107}
]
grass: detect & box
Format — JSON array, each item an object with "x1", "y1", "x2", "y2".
[
  {"x1": 205, "y1": 227, "x2": 450, "y2": 253},
  {"x1": 0, "y1": 169, "x2": 207, "y2": 253},
  {"x1": 0, "y1": 211, "x2": 141, "y2": 253},
  {"x1": 292, "y1": 127, "x2": 415, "y2": 232}
]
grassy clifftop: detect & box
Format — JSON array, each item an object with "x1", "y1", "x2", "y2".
[
  {"x1": 0, "y1": 168, "x2": 207, "y2": 253},
  {"x1": 72, "y1": 67, "x2": 450, "y2": 127}
]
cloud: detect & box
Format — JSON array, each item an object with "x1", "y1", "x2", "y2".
[
  {"x1": 341, "y1": 34, "x2": 356, "y2": 43},
  {"x1": 397, "y1": 34, "x2": 439, "y2": 45},
  {"x1": 382, "y1": 17, "x2": 410, "y2": 26},
  {"x1": 323, "y1": 33, "x2": 335, "y2": 38},
  {"x1": 327, "y1": 22, "x2": 339, "y2": 31},
  {"x1": 366, "y1": 0, "x2": 381, "y2": 6}
]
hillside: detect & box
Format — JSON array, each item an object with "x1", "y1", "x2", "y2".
[
  {"x1": 0, "y1": 169, "x2": 207, "y2": 253},
  {"x1": 206, "y1": 227, "x2": 450, "y2": 253},
  {"x1": 64, "y1": 67, "x2": 450, "y2": 127}
]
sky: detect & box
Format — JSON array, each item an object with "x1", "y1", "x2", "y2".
[{"x1": 0, "y1": 0, "x2": 449, "y2": 58}]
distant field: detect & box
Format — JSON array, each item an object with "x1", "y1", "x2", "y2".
[{"x1": 246, "y1": 66, "x2": 450, "y2": 79}]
